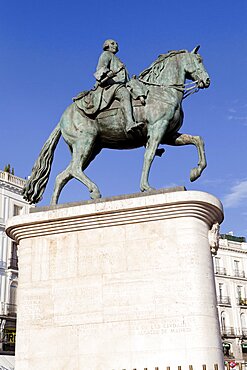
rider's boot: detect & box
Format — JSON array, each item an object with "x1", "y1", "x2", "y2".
[
  {"x1": 126, "y1": 120, "x2": 145, "y2": 133},
  {"x1": 117, "y1": 87, "x2": 145, "y2": 133}
]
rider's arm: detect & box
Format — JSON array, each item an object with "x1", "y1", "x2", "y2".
[{"x1": 94, "y1": 51, "x2": 113, "y2": 82}]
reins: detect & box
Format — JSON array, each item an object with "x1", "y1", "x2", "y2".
[
  {"x1": 182, "y1": 82, "x2": 200, "y2": 100},
  {"x1": 138, "y1": 78, "x2": 199, "y2": 100}
]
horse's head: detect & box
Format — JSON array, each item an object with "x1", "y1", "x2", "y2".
[{"x1": 184, "y1": 46, "x2": 210, "y2": 89}]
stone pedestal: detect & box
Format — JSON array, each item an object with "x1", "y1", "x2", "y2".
[{"x1": 6, "y1": 189, "x2": 224, "y2": 370}]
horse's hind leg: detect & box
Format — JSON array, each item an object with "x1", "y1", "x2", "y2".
[
  {"x1": 70, "y1": 138, "x2": 101, "y2": 200},
  {"x1": 166, "y1": 133, "x2": 207, "y2": 181},
  {"x1": 51, "y1": 167, "x2": 73, "y2": 205}
]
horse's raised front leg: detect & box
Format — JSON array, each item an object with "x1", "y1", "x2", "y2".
[
  {"x1": 140, "y1": 120, "x2": 168, "y2": 192},
  {"x1": 167, "y1": 133, "x2": 207, "y2": 181}
]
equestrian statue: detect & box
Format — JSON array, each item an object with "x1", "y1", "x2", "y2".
[{"x1": 23, "y1": 40, "x2": 210, "y2": 205}]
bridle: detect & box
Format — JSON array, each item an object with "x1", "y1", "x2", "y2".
[{"x1": 138, "y1": 52, "x2": 201, "y2": 100}]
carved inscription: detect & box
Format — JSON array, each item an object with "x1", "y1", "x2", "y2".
[
  {"x1": 129, "y1": 319, "x2": 192, "y2": 336},
  {"x1": 20, "y1": 297, "x2": 42, "y2": 320},
  {"x1": 77, "y1": 242, "x2": 126, "y2": 275}
]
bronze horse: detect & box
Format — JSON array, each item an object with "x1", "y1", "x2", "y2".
[{"x1": 23, "y1": 46, "x2": 210, "y2": 205}]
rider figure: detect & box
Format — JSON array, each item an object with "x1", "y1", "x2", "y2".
[{"x1": 94, "y1": 39, "x2": 144, "y2": 133}]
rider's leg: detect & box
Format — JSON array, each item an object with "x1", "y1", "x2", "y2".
[{"x1": 115, "y1": 87, "x2": 144, "y2": 132}]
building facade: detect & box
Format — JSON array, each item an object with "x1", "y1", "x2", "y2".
[
  {"x1": 0, "y1": 170, "x2": 31, "y2": 360},
  {"x1": 215, "y1": 234, "x2": 247, "y2": 368}
]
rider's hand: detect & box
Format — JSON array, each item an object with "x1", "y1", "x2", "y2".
[{"x1": 107, "y1": 71, "x2": 115, "y2": 78}]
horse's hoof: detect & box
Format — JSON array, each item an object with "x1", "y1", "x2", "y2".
[
  {"x1": 50, "y1": 198, "x2": 58, "y2": 206},
  {"x1": 90, "y1": 190, "x2": 101, "y2": 200},
  {"x1": 190, "y1": 168, "x2": 200, "y2": 182},
  {"x1": 140, "y1": 186, "x2": 155, "y2": 192}
]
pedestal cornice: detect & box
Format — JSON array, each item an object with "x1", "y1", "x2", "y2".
[{"x1": 6, "y1": 190, "x2": 223, "y2": 243}]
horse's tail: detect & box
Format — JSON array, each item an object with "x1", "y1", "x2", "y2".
[{"x1": 22, "y1": 123, "x2": 61, "y2": 204}]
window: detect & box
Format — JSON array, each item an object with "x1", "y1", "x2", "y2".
[
  {"x1": 242, "y1": 343, "x2": 247, "y2": 354},
  {"x1": 8, "y1": 242, "x2": 18, "y2": 270},
  {"x1": 241, "y1": 313, "x2": 246, "y2": 329},
  {"x1": 219, "y1": 283, "x2": 224, "y2": 299},
  {"x1": 234, "y1": 260, "x2": 245, "y2": 278},
  {"x1": 223, "y1": 342, "x2": 231, "y2": 356},
  {"x1": 237, "y1": 285, "x2": 243, "y2": 299},
  {"x1": 13, "y1": 205, "x2": 22, "y2": 216},
  {"x1": 9, "y1": 282, "x2": 17, "y2": 307},
  {"x1": 221, "y1": 311, "x2": 226, "y2": 330},
  {"x1": 215, "y1": 257, "x2": 226, "y2": 275},
  {"x1": 8, "y1": 281, "x2": 18, "y2": 316},
  {"x1": 215, "y1": 257, "x2": 220, "y2": 268},
  {"x1": 234, "y1": 260, "x2": 240, "y2": 271},
  {"x1": 215, "y1": 257, "x2": 220, "y2": 273},
  {"x1": 237, "y1": 286, "x2": 247, "y2": 305}
]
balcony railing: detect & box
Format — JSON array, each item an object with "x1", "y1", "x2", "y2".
[
  {"x1": 0, "y1": 170, "x2": 26, "y2": 188},
  {"x1": 0, "y1": 303, "x2": 17, "y2": 317},
  {"x1": 221, "y1": 326, "x2": 235, "y2": 336},
  {"x1": 215, "y1": 266, "x2": 227, "y2": 275},
  {"x1": 217, "y1": 296, "x2": 231, "y2": 305},
  {"x1": 234, "y1": 269, "x2": 246, "y2": 278},
  {"x1": 237, "y1": 298, "x2": 247, "y2": 306}
]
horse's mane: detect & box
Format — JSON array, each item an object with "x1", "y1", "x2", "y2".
[{"x1": 139, "y1": 49, "x2": 188, "y2": 82}]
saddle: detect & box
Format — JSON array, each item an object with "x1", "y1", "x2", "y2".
[
  {"x1": 96, "y1": 99, "x2": 143, "y2": 120},
  {"x1": 74, "y1": 90, "x2": 144, "y2": 121},
  {"x1": 73, "y1": 88, "x2": 103, "y2": 116},
  {"x1": 73, "y1": 77, "x2": 148, "y2": 118}
]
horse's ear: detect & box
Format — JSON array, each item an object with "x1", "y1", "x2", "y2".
[{"x1": 191, "y1": 45, "x2": 200, "y2": 54}]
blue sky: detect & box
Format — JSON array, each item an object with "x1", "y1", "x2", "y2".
[{"x1": 0, "y1": 1, "x2": 247, "y2": 236}]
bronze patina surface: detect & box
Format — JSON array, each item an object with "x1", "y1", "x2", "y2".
[{"x1": 23, "y1": 43, "x2": 210, "y2": 205}]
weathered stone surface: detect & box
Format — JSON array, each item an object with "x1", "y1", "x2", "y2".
[{"x1": 6, "y1": 190, "x2": 224, "y2": 370}]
